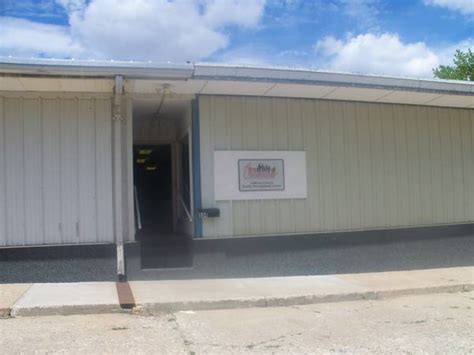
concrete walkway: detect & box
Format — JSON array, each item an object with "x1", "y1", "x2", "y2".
[{"x1": 1, "y1": 266, "x2": 472, "y2": 317}]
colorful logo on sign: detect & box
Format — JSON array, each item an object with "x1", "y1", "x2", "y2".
[
  {"x1": 238, "y1": 159, "x2": 285, "y2": 192},
  {"x1": 243, "y1": 162, "x2": 278, "y2": 179}
]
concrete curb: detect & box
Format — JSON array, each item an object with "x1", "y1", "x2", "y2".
[
  {"x1": 0, "y1": 284, "x2": 32, "y2": 318},
  {"x1": 5, "y1": 281, "x2": 472, "y2": 318},
  {"x1": 132, "y1": 283, "x2": 474, "y2": 315},
  {"x1": 9, "y1": 304, "x2": 126, "y2": 317},
  {"x1": 7, "y1": 282, "x2": 122, "y2": 318}
]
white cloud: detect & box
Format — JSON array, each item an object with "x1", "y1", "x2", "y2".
[
  {"x1": 0, "y1": 0, "x2": 265, "y2": 61},
  {"x1": 213, "y1": 32, "x2": 473, "y2": 78},
  {"x1": 0, "y1": 17, "x2": 82, "y2": 58},
  {"x1": 203, "y1": 0, "x2": 266, "y2": 29},
  {"x1": 314, "y1": 33, "x2": 441, "y2": 77},
  {"x1": 341, "y1": 0, "x2": 380, "y2": 31},
  {"x1": 423, "y1": 0, "x2": 474, "y2": 15}
]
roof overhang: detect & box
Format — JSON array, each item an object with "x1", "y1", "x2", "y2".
[{"x1": 1, "y1": 58, "x2": 473, "y2": 108}]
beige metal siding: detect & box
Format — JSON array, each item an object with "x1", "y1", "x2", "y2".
[
  {"x1": 0, "y1": 94, "x2": 114, "y2": 247},
  {"x1": 199, "y1": 95, "x2": 474, "y2": 238}
]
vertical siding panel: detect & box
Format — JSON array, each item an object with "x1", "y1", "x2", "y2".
[
  {"x1": 468, "y1": 109, "x2": 474, "y2": 220},
  {"x1": 0, "y1": 97, "x2": 5, "y2": 246},
  {"x1": 344, "y1": 102, "x2": 362, "y2": 229},
  {"x1": 229, "y1": 97, "x2": 244, "y2": 150},
  {"x1": 288, "y1": 99, "x2": 306, "y2": 232},
  {"x1": 199, "y1": 96, "x2": 216, "y2": 237},
  {"x1": 275, "y1": 99, "x2": 293, "y2": 234},
  {"x1": 368, "y1": 104, "x2": 385, "y2": 227},
  {"x1": 259, "y1": 98, "x2": 277, "y2": 234},
  {"x1": 23, "y1": 98, "x2": 43, "y2": 245},
  {"x1": 317, "y1": 100, "x2": 334, "y2": 230},
  {"x1": 213, "y1": 96, "x2": 228, "y2": 150},
  {"x1": 243, "y1": 97, "x2": 259, "y2": 150},
  {"x1": 429, "y1": 108, "x2": 444, "y2": 222},
  {"x1": 211, "y1": 96, "x2": 233, "y2": 237},
  {"x1": 42, "y1": 99, "x2": 61, "y2": 244},
  {"x1": 302, "y1": 100, "x2": 317, "y2": 231},
  {"x1": 259, "y1": 98, "x2": 274, "y2": 149},
  {"x1": 405, "y1": 106, "x2": 422, "y2": 225},
  {"x1": 381, "y1": 105, "x2": 398, "y2": 226},
  {"x1": 460, "y1": 109, "x2": 473, "y2": 220},
  {"x1": 230, "y1": 97, "x2": 248, "y2": 236},
  {"x1": 416, "y1": 106, "x2": 433, "y2": 224},
  {"x1": 78, "y1": 99, "x2": 98, "y2": 242},
  {"x1": 274, "y1": 99, "x2": 289, "y2": 149},
  {"x1": 449, "y1": 109, "x2": 464, "y2": 222},
  {"x1": 95, "y1": 98, "x2": 114, "y2": 243},
  {"x1": 438, "y1": 108, "x2": 455, "y2": 222},
  {"x1": 356, "y1": 103, "x2": 372, "y2": 229},
  {"x1": 218, "y1": 97, "x2": 233, "y2": 237},
  {"x1": 5, "y1": 98, "x2": 25, "y2": 245},
  {"x1": 393, "y1": 105, "x2": 410, "y2": 225},
  {"x1": 288, "y1": 99, "x2": 304, "y2": 150},
  {"x1": 357, "y1": 104, "x2": 376, "y2": 228},
  {"x1": 471, "y1": 109, "x2": 474, "y2": 220},
  {"x1": 330, "y1": 102, "x2": 349, "y2": 229},
  {"x1": 59, "y1": 98, "x2": 79, "y2": 243},
  {"x1": 243, "y1": 97, "x2": 262, "y2": 235}
]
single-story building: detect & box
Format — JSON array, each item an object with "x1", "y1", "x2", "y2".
[{"x1": 0, "y1": 57, "x2": 473, "y2": 282}]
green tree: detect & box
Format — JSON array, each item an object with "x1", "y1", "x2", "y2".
[{"x1": 433, "y1": 49, "x2": 474, "y2": 81}]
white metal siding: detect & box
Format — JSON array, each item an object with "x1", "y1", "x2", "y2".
[
  {"x1": 199, "y1": 95, "x2": 474, "y2": 238},
  {"x1": 0, "y1": 94, "x2": 114, "y2": 247}
]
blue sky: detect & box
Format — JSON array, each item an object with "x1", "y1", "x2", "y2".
[{"x1": 0, "y1": 0, "x2": 473, "y2": 78}]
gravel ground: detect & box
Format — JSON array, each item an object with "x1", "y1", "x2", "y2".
[{"x1": 1, "y1": 292, "x2": 473, "y2": 354}]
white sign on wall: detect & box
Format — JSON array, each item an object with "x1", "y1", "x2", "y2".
[{"x1": 214, "y1": 151, "x2": 307, "y2": 200}]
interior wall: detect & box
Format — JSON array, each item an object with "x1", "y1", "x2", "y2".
[
  {"x1": 199, "y1": 95, "x2": 474, "y2": 238},
  {"x1": 174, "y1": 102, "x2": 194, "y2": 236},
  {"x1": 133, "y1": 112, "x2": 176, "y2": 145}
]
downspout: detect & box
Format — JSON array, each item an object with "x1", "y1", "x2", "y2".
[{"x1": 113, "y1": 75, "x2": 125, "y2": 281}]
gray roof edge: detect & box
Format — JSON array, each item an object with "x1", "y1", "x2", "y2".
[
  {"x1": 1, "y1": 57, "x2": 473, "y2": 96},
  {"x1": 193, "y1": 64, "x2": 474, "y2": 95},
  {"x1": 0, "y1": 57, "x2": 194, "y2": 79}
]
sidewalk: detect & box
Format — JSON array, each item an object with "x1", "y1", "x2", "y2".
[{"x1": 1, "y1": 266, "x2": 472, "y2": 317}]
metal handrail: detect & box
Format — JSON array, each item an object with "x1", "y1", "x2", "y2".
[
  {"x1": 179, "y1": 193, "x2": 193, "y2": 222},
  {"x1": 134, "y1": 185, "x2": 142, "y2": 230}
]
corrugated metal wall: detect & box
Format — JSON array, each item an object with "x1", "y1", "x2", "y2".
[
  {"x1": 199, "y1": 95, "x2": 474, "y2": 238},
  {"x1": 0, "y1": 94, "x2": 115, "y2": 247}
]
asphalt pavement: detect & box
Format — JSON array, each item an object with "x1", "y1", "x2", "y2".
[{"x1": 1, "y1": 292, "x2": 472, "y2": 354}]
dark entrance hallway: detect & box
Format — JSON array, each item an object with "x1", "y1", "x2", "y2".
[{"x1": 134, "y1": 145, "x2": 192, "y2": 269}]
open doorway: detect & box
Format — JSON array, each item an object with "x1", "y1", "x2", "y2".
[
  {"x1": 134, "y1": 145, "x2": 173, "y2": 237},
  {"x1": 133, "y1": 97, "x2": 194, "y2": 269}
]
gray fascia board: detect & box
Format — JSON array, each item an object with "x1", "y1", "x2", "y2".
[
  {"x1": 1, "y1": 57, "x2": 473, "y2": 97},
  {"x1": 193, "y1": 64, "x2": 474, "y2": 96},
  {"x1": 0, "y1": 57, "x2": 193, "y2": 79}
]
